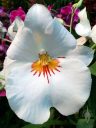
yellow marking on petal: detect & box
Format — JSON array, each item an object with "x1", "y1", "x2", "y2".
[
  {"x1": 34, "y1": 32, "x2": 43, "y2": 44},
  {"x1": 31, "y1": 52, "x2": 61, "y2": 83}
]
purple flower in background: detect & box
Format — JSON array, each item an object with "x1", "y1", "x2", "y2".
[
  {"x1": 58, "y1": 3, "x2": 79, "y2": 27},
  {"x1": 0, "y1": 41, "x2": 8, "y2": 57},
  {"x1": 48, "y1": 5, "x2": 54, "y2": 11},
  {"x1": 10, "y1": 7, "x2": 26, "y2": 22},
  {"x1": 0, "y1": 7, "x2": 8, "y2": 17},
  {"x1": 0, "y1": 89, "x2": 6, "y2": 97},
  {"x1": 0, "y1": 7, "x2": 10, "y2": 28},
  {"x1": 60, "y1": 3, "x2": 72, "y2": 15},
  {"x1": 49, "y1": 3, "x2": 80, "y2": 28}
]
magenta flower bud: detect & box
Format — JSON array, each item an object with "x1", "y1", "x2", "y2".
[
  {"x1": 0, "y1": 89, "x2": 6, "y2": 97},
  {"x1": 10, "y1": 7, "x2": 26, "y2": 22}
]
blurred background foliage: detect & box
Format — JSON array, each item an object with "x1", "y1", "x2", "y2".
[{"x1": 0, "y1": 0, "x2": 96, "y2": 128}]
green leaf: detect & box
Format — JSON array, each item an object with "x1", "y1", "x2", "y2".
[
  {"x1": 21, "y1": 120, "x2": 66, "y2": 128},
  {"x1": 76, "y1": 119, "x2": 94, "y2": 128},
  {"x1": 0, "y1": 83, "x2": 4, "y2": 90},
  {"x1": 21, "y1": 124, "x2": 42, "y2": 128},
  {"x1": 90, "y1": 62, "x2": 96, "y2": 76},
  {"x1": 88, "y1": 76, "x2": 96, "y2": 116}
]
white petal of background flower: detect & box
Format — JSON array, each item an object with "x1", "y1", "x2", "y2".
[
  {"x1": 6, "y1": 63, "x2": 51, "y2": 124},
  {"x1": 78, "y1": 8, "x2": 87, "y2": 21},
  {"x1": 77, "y1": 37, "x2": 87, "y2": 45},
  {"x1": 8, "y1": 17, "x2": 24, "y2": 40},
  {"x1": 0, "y1": 21, "x2": 3, "y2": 28},
  {"x1": 50, "y1": 58, "x2": 91, "y2": 115},
  {"x1": 66, "y1": 45, "x2": 94, "y2": 66},
  {"x1": 75, "y1": 8, "x2": 91, "y2": 37},
  {"x1": 90, "y1": 25, "x2": 96, "y2": 43}
]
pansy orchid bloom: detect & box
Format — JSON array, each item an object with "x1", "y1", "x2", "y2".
[
  {"x1": 4, "y1": 4, "x2": 93, "y2": 124},
  {"x1": 75, "y1": 8, "x2": 96, "y2": 43}
]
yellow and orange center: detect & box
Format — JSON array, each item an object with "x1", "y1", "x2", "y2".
[{"x1": 31, "y1": 52, "x2": 61, "y2": 83}]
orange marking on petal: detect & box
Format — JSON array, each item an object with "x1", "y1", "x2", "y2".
[{"x1": 31, "y1": 52, "x2": 62, "y2": 83}]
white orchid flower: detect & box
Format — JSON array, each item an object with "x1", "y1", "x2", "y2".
[
  {"x1": 5, "y1": 4, "x2": 93, "y2": 124},
  {"x1": 7, "y1": 17, "x2": 24, "y2": 40},
  {"x1": 75, "y1": 8, "x2": 96, "y2": 43},
  {"x1": 0, "y1": 21, "x2": 7, "y2": 38}
]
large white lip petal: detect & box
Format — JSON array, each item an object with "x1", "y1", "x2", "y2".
[
  {"x1": 5, "y1": 63, "x2": 51, "y2": 124},
  {"x1": 5, "y1": 58, "x2": 92, "y2": 123},
  {"x1": 50, "y1": 58, "x2": 91, "y2": 115}
]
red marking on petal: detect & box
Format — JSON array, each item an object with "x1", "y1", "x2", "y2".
[{"x1": 31, "y1": 53, "x2": 64, "y2": 83}]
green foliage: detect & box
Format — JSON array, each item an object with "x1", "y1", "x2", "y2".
[
  {"x1": 76, "y1": 119, "x2": 94, "y2": 128},
  {"x1": 90, "y1": 62, "x2": 96, "y2": 76},
  {"x1": 88, "y1": 75, "x2": 96, "y2": 117},
  {"x1": 8, "y1": 0, "x2": 29, "y2": 11},
  {"x1": 21, "y1": 120, "x2": 71, "y2": 128}
]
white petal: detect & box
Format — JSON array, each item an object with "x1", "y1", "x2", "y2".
[
  {"x1": 77, "y1": 37, "x2": 87, "y2": 45},
  {"x1": 4, "y1": 57, "x2": 17, "y2": 78},
  {"x1": 2, "y1": 27, "x2": 7, "y2": 33},
  {"x1": 50, "y1": 58, "x2": 91, "y2": 115},
  {"x1": 25, "y1": 4, "x2": 53, "y2": 32},
  {"x1": 7, "y1": 5, "x2": 76, "y2": 62},
  {"x1": 66, "y1": 45, "x2": 94, "y2": 66},
  {"x1": 75, "y1": 8, "x2": 91, "y2": 37},
  {"x1": 7, "y1": 27, "x2": 39, "y2": 62},
  {"x1": 8, "y1": 17, "x2": 24, "y2": 40},
  {"x1": 5, "y1": 63, "x2": 51, "y2": 124},
  {"x1": 41, "y1": 18, "x2": 76, "y2": 57},
  {"x1": 90, "y1": 25, "x2": 96, "y2": 43},
  {"x1": 0, "y1": 70, "x2": 4, "y2": 77},
  {"x1": 25, "y1": 4, "x2": 76, "y2": 57},
  {"x1": 0, "y1": 21, "x2": 3, "y2": 28},
  {"x1": 78, "y1": 8, "x2": 87, "y2": 21}
]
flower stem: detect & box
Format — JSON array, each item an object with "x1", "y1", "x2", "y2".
[
  {"x1": 64, "y1": 22, "x2": 70, "y2": 27},
  {"x1": 0, "y1": 84, "x2": 5, "y2": 90},
  {"x1": 0, "y1": 76, "x2": 5, "y2": 80},
  {"x1": 70, "y1": 8, "x2": 75, "y2": 33},
  {"x1": 0, "y1": 37, "x2": 12, "y2": 43}
]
